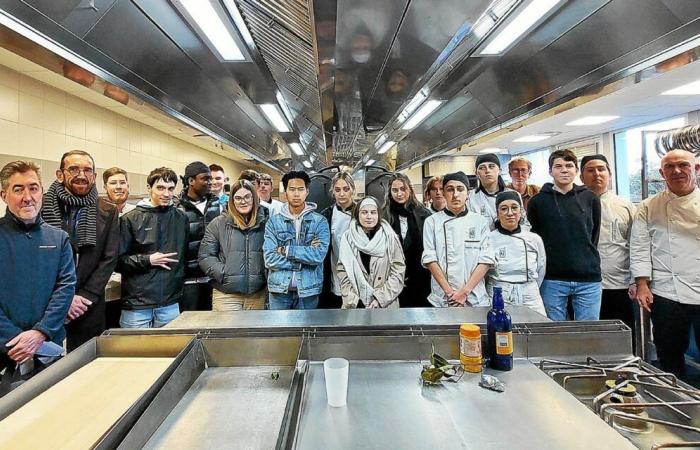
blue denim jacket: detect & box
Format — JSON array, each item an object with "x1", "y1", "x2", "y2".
[{"x1": 263, "y1": 204, "x2": 330, "y2": 298}]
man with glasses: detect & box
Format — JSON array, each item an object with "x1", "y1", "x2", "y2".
[
  {"x1": 258, "y1": 172, "x2": 283, "y2": 215},
  {"x1": 506, "y1": 156, "x2": 540, "y2": 211},
  {"x1": 42, "y1": 150, "x2": 119, "y2": 350}
]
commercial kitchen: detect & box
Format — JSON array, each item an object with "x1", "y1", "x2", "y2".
[{"x1": 1, "y1": 1, "x2": 700, "y2": 449}]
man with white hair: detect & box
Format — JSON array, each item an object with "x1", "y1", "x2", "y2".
[{"x1": 631, "y1": 149, "x2": 700, "y2": 378}]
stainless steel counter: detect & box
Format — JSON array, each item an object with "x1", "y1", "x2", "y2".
[
  {"x1": 294, "y1": 359, "x2": 636, "y2": 449},
  {"x1": 164, "y1": 306, "x2": 549, "y2": 330}
]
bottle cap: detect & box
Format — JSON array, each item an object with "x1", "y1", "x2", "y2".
[{"x1": 460, "y1": 323, "x2": 481, "y2": 338}]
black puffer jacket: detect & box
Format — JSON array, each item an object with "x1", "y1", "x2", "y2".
[
  {"x1": 117, "y1": 203, "x2": 189, "y2": 310},
  {"x1": 175, "y1": 192, "x2": 221, "y2": 278},
  {"x1": 198, "y1": 207, "x2": 267, "y2": 295}
]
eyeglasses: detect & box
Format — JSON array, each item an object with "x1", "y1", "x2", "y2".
[
  {"x1": 233, "y1": 194, "x2": 253, "y2": 203},
  {"x1": 510, "y1": 168, "x2": 530, "y2": 174},
  {"x1": 64, "y1": 167, "x2": 94, "y2": 177}
]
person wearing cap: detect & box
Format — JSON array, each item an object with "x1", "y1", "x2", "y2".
[
  {"x1": 464, "y1": 191, "x2": 547, "y2": 316},
  {"x1": 506, "y1": 156, "x2": 540, "y2": 210},
  {"x1": 631, "y1": 149, "x2": 700, "y2": 378},
  {"x1": 422, "y1": 171, "x2": 492, "y2": 307},
  {"x1": 336, "y1": 196, "x2": 405, "y2": 309},
  {"x1": 527, "y1": 149, "x2": 602, "y2": 321},
  {"x1": 424, "y1": 176, "x2": 446, "y2": 213},
  {"x1": 468, "y1": 153, "x2": 508, "y2": 228},
  {"x1": 580, "y1": 154, "x2": 637, "y2": 332},
  {"x1": 175, "y1": 161, "x2": 221, "y2": 311}
]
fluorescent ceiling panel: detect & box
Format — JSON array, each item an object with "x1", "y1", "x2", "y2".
[
  {"x1": 402, "y1": 100, "x2": 445, "y2": 130},
  {"x1": 566, "y1": 115, "x2": 620, "y2": 126},
  {"x1": 661, "y1": 80, "x2": 700, "y2": 95},
  {"x1": 513, "y1": 134, "x2": 551, "y2": 143},
  {"x1": 365, "y1": 159, "x2": 376, "y2": 166},
  {"x1": 289, "y1": 143, "x2": 304, "y2": 156},
  {"x1": 378, "y1": 140, "x2": 396, "y2": 154},
  {"x1": 179, "y1": 0, "x2": 245, "y2": 61},
  {"x1": 302, "y1": 160, "x2": 312, "y2": 169},
  {"x1": 260, "y1": 104, "x2": 291, "y2": 132},
  {"x1": 479, "y1": 148, "x2": 506, "y2": 153}
]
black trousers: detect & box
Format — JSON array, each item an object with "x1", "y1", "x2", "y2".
[
  {"x1": 180, "y1": 283, "x2": 213, "y2": 312},
  {"x1": 600, "y1": 288, "x2": 636, "y2": 341},
  {"x1": 651, "y1": 295, "x2": 700, "y2": 378},
  {"x1": 66, "y1": 299, "x2": 106, "y2": 352}
]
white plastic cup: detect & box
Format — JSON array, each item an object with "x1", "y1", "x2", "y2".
[{"x1": 323, "y1": 357, "x2": 349, "y2": 407}]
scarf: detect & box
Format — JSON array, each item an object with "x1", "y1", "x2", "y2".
[
  {"x1": 42, "y1": 180, "x2": 98, "y2": 247},
  {"x1": 338, "y1": 219, "x2": 393, "y2": 306}
]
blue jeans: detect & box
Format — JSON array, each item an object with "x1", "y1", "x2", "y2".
[
  {"x1": 268, "y1": 291, "x2": 319, "y2": 310},
  {"x1": 540, "y1": 280, "x2": 601, "y2": 321},
  {"x1": 120, "y1": 303, "x2": 180, "y2": 328}
]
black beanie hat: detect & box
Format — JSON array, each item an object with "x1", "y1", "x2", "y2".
[
  {"x1": 496, "y1": 190, "x2": 522, "y2": 208},
  {"x1": 442, "y1": 171, "x2": 470, "y2": 189},
  {"x1": 475, "y1": 153, "x2": 501, "y2": 169},
  {"x1": 184, "y1": 161, "x2": 210, "y2": 179},
  {"x1": 580, "y1": 154, "x2": 609, "y2": 170}
]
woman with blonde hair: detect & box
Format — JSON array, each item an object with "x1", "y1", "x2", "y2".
[
  {"x1": 198, "y1": 180, "x2": 268, "y2": 311},
  {"x1": 384, "y1": 173, "x2": 432, "y2": 307},
  {"x1": 319, "y1": 171, "x2": 356, "y2": 308},
  {"x1": 337, "y1": 197, "x2": 405, "y2": 308}
]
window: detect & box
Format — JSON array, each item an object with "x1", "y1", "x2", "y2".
[{"x1": 613, "y1": 116, "x2": 687, "y2": 202}]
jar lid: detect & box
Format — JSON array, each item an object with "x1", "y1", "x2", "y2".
[{"x1": 460, "y1": 323, "x2": 481, "y2": 338}]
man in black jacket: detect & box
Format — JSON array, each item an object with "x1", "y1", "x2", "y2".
[
  {"x1": 175, "y1": 161, "x2": 220, "y2": 311},
  {"x1": 1, "y1": 161, "x2": 75, "y2": 373},
  {"x1": 527, "y1": 149, "x2": 602, "y2": 321},
  {"x1": 42, "y1": 150, "x2": 119, "y2": 351},
  {"x1": 118, "y1": 167, "x2": 188, "y2": 328}
]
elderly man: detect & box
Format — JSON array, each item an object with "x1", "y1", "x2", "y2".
[
  {"x1": 0, "y1": 161, "x2": 75, "y2": 374},
  {"x1": 103, "y1": 167, "x2": 135, "y2": 215},
  {"x1": 42, "y1": 150, "x2": 119, "y2": 351},
  {"x1": 631, "y1": 149, "x2": 700, "y2": 378},
  {"x1": 506, "y1": 156, "x2": 540, "y2": 210},
  {"x1": 580, "y1": 155, "x2": 636, "y2": 333}
]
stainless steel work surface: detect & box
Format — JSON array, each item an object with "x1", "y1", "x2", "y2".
[
  {"x1": 165, "y1": 306, "x2": 549, "y2": 330},
  {"x1": 142, "y1": 366, "x2": 293, "y2": 450},
  {"x1": 293, "y1": 360, "x2": 636, "y2": 449}
]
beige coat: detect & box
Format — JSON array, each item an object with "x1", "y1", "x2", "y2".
[{"x1": 337, "y1": 226, "x2": 406, "y2": 309}]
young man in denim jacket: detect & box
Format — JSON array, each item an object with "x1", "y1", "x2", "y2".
[{"x1": 264, "y1": 171, "x2": 330, "y2": 309}]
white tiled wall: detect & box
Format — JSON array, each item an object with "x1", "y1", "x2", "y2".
[{"x1": 0, "y1": 63, "x2": 251, "y2": 215}]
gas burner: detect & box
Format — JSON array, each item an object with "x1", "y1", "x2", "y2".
[{"x1": 540, "y1": 357, "x2": 700, "y2": 449}]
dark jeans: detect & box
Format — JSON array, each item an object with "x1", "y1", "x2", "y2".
[
  {"x1": 601, "y1": 288, "x2": 636, "y2": 346},
  {"x1": 651, "y1": 295, "x2": 700, "y2": 378},
  {"x1": 66, "y1": 299, "x2": 106, "y2": 352},
  {"x1": 180, "y1": 283, "x2": 213, "y2": 312}
]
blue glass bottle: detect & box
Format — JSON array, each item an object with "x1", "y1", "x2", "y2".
[{"x1": 487, "y1": 287, "x2": 513, "y2": 371}]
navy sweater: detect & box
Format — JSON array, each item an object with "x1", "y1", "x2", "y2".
[
  {"x1": 527, "y1": 183, "x2": 602, "y2": 282},
  {"x1": 0, "y1": 212, "x2": 76, "y2": 350}
]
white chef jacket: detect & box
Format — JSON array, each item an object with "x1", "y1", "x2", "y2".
[
  {"x1": 421, "y1": 209, "x2": 492, "y2": 307},
  {"x1": 478, "y1": 227, "x2": 547, "y2": 316},
  {"x1": 598, "y1": 191, "x2": 636, "y2": 290},
  {"x1": 468, "y1": 188, "x2": 530, "y2": 231},
  {"x1": 261, "y1": 199, "x2": 284, "y2": 216},
  {"x1": 630, "y1": 187, "x2": 700, "y2": 305}
]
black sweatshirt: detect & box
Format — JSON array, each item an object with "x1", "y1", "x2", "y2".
[{"x1": 527, "y1": 183, "x2": 602, "y2": 282}]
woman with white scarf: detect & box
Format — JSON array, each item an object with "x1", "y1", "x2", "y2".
[{"x1": 337, "y1": 197, "x2": 406, "y2": 309}]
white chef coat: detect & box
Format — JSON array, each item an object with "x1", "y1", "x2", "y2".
[
  {"x1": 598, "y1": 191, "x2": 636, "y2": 290},
  {"x1": 421, "y1": 209, "x2": 492, "y2": 307},
  {"x1": 478, "y1": 227, "x2": 547, "y2": 316},
  {"x1": 261, "y1": 199, "x2": 284, "y2": 216},
  {"x1": 630, "y1": 187, "x2": 700, "y2": 305}
]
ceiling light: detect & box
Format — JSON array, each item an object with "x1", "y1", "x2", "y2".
[
  {"x1": 289, "y1": 143, "x2": 304, "y2": 156},
  {"x1": 566, "y1": 115, "x2": 620, "y2": 126},
  {"x1": 398, "y1": 88, "x2": 429, "y2": 124},
  {"x1": 479, "y1": 0, "x2": 563, "y2": 56},
  {"x1": 302, "y1": 160, "x2": 312, "y2": 169},
  {"x1": 276, "y1": 90, "x2": 295, "y2": 124},
  {"x1": 479, "y1": 148, "x2": 506, "y2": 154},
  {"x1": 365, "y1": 159, "x2": 376, "y2": 166},
  {"x1": 178, "y1": 0, "x2": 245, "y2": 61},
  {"x1": 513, "y1": 134, "x2": 551, "y2": 143},
  {"x1": 402, "y1": 100, "x2": 445, "y2": 130},
  {"x1": 661, "y1": 80, "x2": 700, "y2": 95},
  {"x1": 377, "y1": 140, "x2": 395, "y2": 154},
  {"x1": 260, "y1": 104, "x2": 291, "y2": 132}
]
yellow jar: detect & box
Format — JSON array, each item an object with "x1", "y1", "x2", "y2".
[{"x1": 459, "y1": 323, "x2": 482, "y2": 373}]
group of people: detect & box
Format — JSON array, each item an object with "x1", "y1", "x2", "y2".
[{"x1": 0, "y1": 145, "x2": 698, "y2": 379}]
